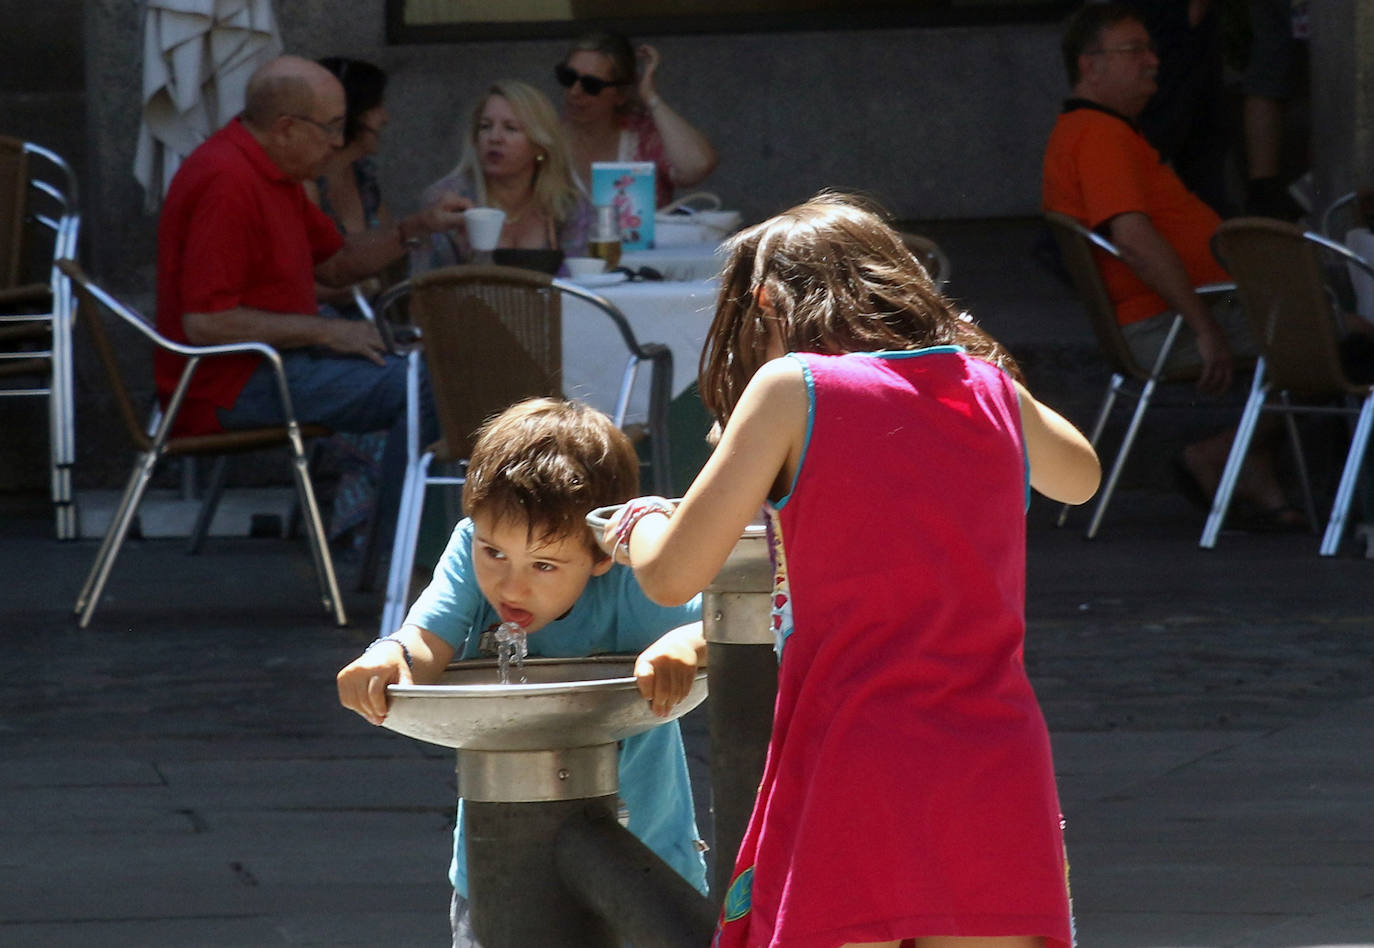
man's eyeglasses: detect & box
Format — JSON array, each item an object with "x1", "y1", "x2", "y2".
[
  {"x1": 1086, "y1": 42, "x2": 1155, "y2": 57},
  {"x1": 288, "y1": 114, "x2": 346, "y2": 141},
  {"x1": 554, "y1": 63, "x2": 627, "y2": 96}
]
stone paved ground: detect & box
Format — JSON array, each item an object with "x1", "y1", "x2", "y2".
[
  {"x1": 1025, "y1": 493, "x2": 1374, "y2": 734},
  {"x1": 4, "y1": 485, "x2": 1374, "y2": 945},
  {"x1": 6, "y1": 217, "x2": 1374, "y2": 945}
]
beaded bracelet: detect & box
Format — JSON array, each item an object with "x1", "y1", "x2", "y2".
[
  {"x1": 367, "y1": 635, "x2": 414, "y2": 670},
  {"x1": 611, "y1": 496, "x2": 675, "y2": 564}
]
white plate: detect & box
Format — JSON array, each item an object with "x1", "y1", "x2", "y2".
[{"x1": 570, "y1": 271, "x2": 629, "y2": 288}]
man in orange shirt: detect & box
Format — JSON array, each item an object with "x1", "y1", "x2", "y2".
[{"x1": 1043, "y1": 2, "x2": 1296, "y2": 526}]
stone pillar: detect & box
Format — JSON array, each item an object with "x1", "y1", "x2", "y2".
[{"x1": 1309, "y1": 0, "x2": 1374, "y2": 216}]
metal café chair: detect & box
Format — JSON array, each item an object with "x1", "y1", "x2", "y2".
[
  {"x1": 57, "y1": 259, "x2": 346, "y2": 627},
  {"x1": 0, "y1": 137, "x2": 80, "y2": 539},
  {"x1": 376, "y1": 263, "x2": 673, "y2": 637},
  {"x1": 899, "y1": 231, "x2": 952, "y2": 286},
  {"x1": 1043, "y1": 211, "x2": 1243, "y2": 538},
  {"x1": 1203, "y1": 218, "x2": 1374, "y2": 555}
]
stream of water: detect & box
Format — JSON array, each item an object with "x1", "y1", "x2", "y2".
[{"x1": 494, "y1": 621, "x2": 528, "y2": 684}]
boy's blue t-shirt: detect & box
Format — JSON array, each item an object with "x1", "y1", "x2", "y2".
[{"x1": 404, "y1": 518, "x2": 707, "y2": 898}]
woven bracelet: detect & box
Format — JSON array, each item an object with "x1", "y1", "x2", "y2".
[
  {"x1": 612, "y1": 496, "x2": 675, "y2": 564},
  {"x1": 367, "y1": 635, "x2": 414, "y2": 670}
]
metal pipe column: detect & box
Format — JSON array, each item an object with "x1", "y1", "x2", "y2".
[
  {"x1": 556, "y1": 809, "x2": 717, "y2": 948},
  {"x1": 460, "y1": 745, "x2": 621, "y2": 947},
  {"x1": 701, "y1": 522, "x2": 777, "y2": 902}
]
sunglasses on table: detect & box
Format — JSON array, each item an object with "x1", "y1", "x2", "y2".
[{"x1": 554, "y1": 63, "x2": 628, "y2": 96}]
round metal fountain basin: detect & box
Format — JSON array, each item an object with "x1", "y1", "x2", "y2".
[{"x1": 383, "y1": 657, "x2": 707, "y2": 752}]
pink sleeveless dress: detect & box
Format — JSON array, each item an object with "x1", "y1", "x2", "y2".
[{"x1": 715, "y1": 348, "x2": 1073, "y2": 948}]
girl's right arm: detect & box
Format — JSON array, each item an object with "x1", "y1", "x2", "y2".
[
  {"x1": 1015, "y1": 380, "x2": 1102, "y2": 505},
  {"x1": 612, "y1": 356, "x2": 809, "y2": 605},
  {"x1": 336, "y1": 624, "x2": 455, "y2": 726}
]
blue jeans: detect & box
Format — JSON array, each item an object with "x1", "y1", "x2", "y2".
[{"x1": 218, "y1": 348, "x2": 437, "y2": 542}]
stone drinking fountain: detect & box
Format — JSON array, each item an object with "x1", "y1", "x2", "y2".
[{"x1": 380, "y1": 508, "x2": 777, "y2": 947}]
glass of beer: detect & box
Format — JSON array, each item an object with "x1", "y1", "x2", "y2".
[{"x1": 589, "y1": 205, "x2": 622, "y2": 270}]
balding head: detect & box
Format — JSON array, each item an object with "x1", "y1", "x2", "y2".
[
  {"x1": 243, "y1": 55, "x2": 342, "y2": 131},
  {"x1": 240, "y1": 55, "x2": 346, "y2": 181}
]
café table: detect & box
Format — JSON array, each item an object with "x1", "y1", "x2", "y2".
[
  {"x1": 620, "y1": 242, "x2": 725, "y2": 283},
  {"x1": 560, "y1": 275, "x2": 719, "y2": 425}
]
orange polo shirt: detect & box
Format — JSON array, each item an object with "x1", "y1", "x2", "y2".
[{"x1": 1041, "y1": 100, "x2": 1228, "y2": 326}]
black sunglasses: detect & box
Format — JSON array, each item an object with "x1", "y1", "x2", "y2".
[{"x1": 554, "y1": 63, "x2": 627, "y2": 96}]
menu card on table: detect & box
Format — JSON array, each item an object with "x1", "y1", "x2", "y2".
[{"x1": 591, "y1": 161, "x2": 655, "y2": 250}]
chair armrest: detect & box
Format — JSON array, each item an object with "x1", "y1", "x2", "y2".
[
  {"x1": 372, "y1": 280, "x2": 414, "y2": 354},
  {"x1": 551, "y1": 278, "x2": 647, "y2": 356},
  {"x1": 1196, "y1": 281, "x2": 1237, "y2": 298},
  {"x1": 1303, "y1": 229, "x2": 1374, "y2": 282},
  {"x1": 1321, "y1": 191, "x2": 1358, "y2": 239},
  {"x1": 640, "y1": 342, "x2": 675, "y2": 496}
]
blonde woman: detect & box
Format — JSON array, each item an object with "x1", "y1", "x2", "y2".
[{"x1": 418, "y1": 80, "x2": 591, "y2": 270}]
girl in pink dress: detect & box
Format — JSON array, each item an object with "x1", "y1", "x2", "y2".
[{"x1": 603, "y1": 194, "x2": 1100, "y2": 948}]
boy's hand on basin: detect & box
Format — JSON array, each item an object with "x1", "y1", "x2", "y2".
[
  {"x1": 636, "y1": 621, "x2": 707, "y2": 717},
  {"x1": 337, "y1": 647, "x2": 413, "y2": 726}
]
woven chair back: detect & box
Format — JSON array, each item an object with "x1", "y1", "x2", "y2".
[
  {"x1": 1044, "y1": 211, "x2": 1202, "y2": 384},
  {"x1": 62, "y1": 261, "x2": 154, "y2": 451},
  {"x1": 410, "y1": 264, "x2": 563, "y2": 461},
  {"x1": 1212, "y1": 218, "x2": 1357, "y2": 399}
]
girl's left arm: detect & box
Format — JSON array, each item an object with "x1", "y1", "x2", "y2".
[
  {"x1": 1015, "y1": 380, "x2": 1101, "y2": 505},
  {"x1": 614, "y1": 357, "x2": 808, "y2": 605}
]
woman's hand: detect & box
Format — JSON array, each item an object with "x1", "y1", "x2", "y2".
[
  {"x1": 635, "y1": 44, "x2": 661, "y2": 103},
  {"x1": 419, "y1": 192, "x2": 472, "y2": 238},
  {"x1": 627, "y1": 43, "x2": 719, "y2": 186}
]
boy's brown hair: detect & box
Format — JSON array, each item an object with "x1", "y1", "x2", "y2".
[{"x1": 462, "y1": 398, "x2": 640, "y2": 554}]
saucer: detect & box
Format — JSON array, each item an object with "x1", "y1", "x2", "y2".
[{"x1": 570, "y1": 271, "x2": 629, "y2": 288}]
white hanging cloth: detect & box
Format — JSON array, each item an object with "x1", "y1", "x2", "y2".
[{"x1": 133, "y1": 0, "x2": 283, "y2": 211}]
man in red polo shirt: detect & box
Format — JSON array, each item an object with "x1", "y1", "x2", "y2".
[
  {"x1": 1042, "y1": 3, "x2": 1296, "y2": 527},
  {"x1": 156, "y1": 55, "x2": 466, "y2": 538}
]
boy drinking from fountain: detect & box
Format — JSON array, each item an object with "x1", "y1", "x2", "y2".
[{"x1": 337, "y1": 397, "x2": 708, "y2": 946}]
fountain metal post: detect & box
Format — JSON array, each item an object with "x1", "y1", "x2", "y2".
[
  {"x1": 699, "y1": 520, "x2": 778, "y2": 902},
  {"x1": 585, "y1": 505, "x2": 779, "y2": 904},
  {"x1": 384, "y1": 657, "x2": 715, "y2": 948},
  {"x1": 379, "y1": 512, "x2": 779, "y2": 942}
]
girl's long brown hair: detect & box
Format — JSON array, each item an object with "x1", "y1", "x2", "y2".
[{"x1": 698, "y1": 192, "x2": 1021, "y2": 426}]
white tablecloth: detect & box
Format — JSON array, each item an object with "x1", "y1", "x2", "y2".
[
  {"x1": 1346, "y1": 228, "x2": 1374, "y2": 325},
  {"x1": 561, "y1": 278, "x2": 719, "y2": 422},
  {"x1": 620, "y1": 243, "x2": 725, "y2": 283}
]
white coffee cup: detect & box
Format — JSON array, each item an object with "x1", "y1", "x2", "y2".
[
  {"x1": 464, "y1": 207, "x2": 506, "y2": 252},
  {"x1": 564, "y1": 256, "x2": 607, "y2": 278}
]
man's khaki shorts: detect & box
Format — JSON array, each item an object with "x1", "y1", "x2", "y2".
[{"x1": 1121, "y1": 295, "x2": 1260, "y2": 376}]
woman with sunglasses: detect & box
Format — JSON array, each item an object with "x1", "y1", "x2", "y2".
[
  {"x1": 557, "y1": 32, "x2": 718, "y2": 208},
  {"x1": 417, "y1": 79, "x2": 591, "y2": 271}
]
